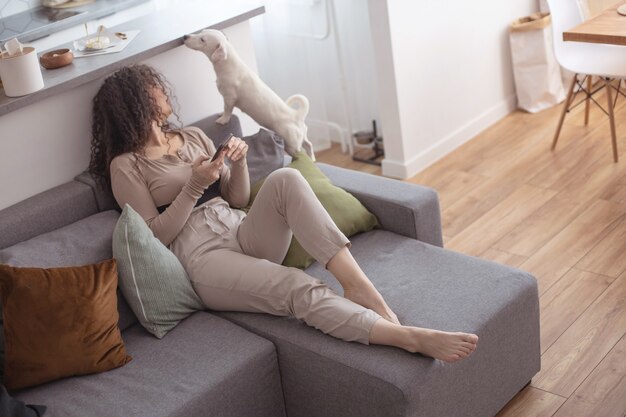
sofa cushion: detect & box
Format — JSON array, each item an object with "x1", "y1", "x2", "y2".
[
  {"x1": 216, "y1": 230, "x2": 540, "y2": 417},
  {"x1": 0, "y1": 210, "x2": 136, "y2": 332},
  {"x1": 239, "y1": 128, "x2": 286, "y2": 186},
  {"x1": 13, "y1": 312, "x2": 286, "y2": 417},
  {"x1": 211, "y1": 127, "x2": 285, "y2": 186},
  {"x1": 0, "y1": 259, "x2": 132, "y2": 391},
  {"x1": 113, "y1": 204, "x2": 204, "y2": 338},
  {"x1": 0, "y1": 385, "x2": 46, "y2": 417},
  {"x1": 192, "y1": 114, "x2": 285, "y2": 186},
  {"x1": 0, "y1": 181, "x2": 99, "y2": 251},
  {"x1": 244, "y1": 152, "x2": 379, "y2": 269}
]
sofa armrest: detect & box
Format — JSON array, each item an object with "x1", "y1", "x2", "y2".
[{"x1": 317, "y1": 163, "x2": 443, "y2": 247}]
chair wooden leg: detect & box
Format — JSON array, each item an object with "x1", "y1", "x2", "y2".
[
  {"x1": 584, "y1": 76, "x2": 592, "y2": 126},
  {"x1": 552, "y1": 74, "x2": 578, "y2": 151},
  {"x1": 604, "y1": 78, "x2": 619, "y2": 163}
]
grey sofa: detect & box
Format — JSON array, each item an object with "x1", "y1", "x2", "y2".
[{"x1": 0, "y1": 115, "x2": 540, "y2": 417}]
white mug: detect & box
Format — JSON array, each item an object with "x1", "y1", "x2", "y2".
[{"x1": 0, "y1": 46, "x2": 45, "y2": 97}]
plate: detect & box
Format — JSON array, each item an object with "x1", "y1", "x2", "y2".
[
  {"x1": 618, "y1": 4, "x2": 626, "y2": 16},
  {"x1": 73, "y1": 29, "x2": 121, "y2": 52}
]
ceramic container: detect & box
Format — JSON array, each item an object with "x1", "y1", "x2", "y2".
[{"x1": 0, "y1": 47, "x2": 45, "y2": 97}]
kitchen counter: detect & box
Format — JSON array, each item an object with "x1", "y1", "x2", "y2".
[{"x1": 0, "y1": 0, "x2": 264, "y2": 117}]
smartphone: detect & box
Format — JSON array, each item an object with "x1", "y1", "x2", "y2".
[{"x1": 211, "y1": 134, "x2": 234, "y2": 162}]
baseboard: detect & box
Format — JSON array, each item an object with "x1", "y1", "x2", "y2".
[
  {"x1": 381, "y1": 95, "x2": 518, "y2": 179},
  {"x1": 381, "y1": 158, "x2": 409, "y2": 179}
]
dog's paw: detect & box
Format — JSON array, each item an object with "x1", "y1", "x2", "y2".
[{"x1": 215, "y1": 115, "x2": 231, "y2": 125}]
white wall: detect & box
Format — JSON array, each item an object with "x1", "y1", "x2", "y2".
[
  {"x1": 369, "y1": 0, "x2": 538, "y2": 179},
  {"x1": 0, "y1": 20, "x2": 259, "y2": 210}
]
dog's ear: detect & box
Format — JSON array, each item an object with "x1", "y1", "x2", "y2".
[{"x1": 210, "y1": 43, "x2": 228, "y2": 62}]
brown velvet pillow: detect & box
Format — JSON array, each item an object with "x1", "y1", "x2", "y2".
[{"x1": 0, "y1": 259, "x2": 132, "y2": 391}]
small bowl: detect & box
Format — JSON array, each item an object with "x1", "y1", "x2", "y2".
[{"x1": 39, "y1": 48, "x2": 74, "y2": 69}]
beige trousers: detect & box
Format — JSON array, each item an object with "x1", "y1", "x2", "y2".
[{"x1": 177, "y1": 167, "x2": 382, "y2": 345}]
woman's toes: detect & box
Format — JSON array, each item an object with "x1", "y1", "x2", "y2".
[
  {"x1": 459, "y1": 345, "x2": 471, "y2": 355},
  {"x1": 462, "y1": 342, "x2": 476, "y2": 351},
  {"x1": 462, "y1": 333, "x2": 479, "y2": 344},
  {"x1": 411, "y1": 329, "x2": 480, "y2": 362}
]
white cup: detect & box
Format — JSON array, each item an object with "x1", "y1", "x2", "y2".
[{"x1": 0, "y1": 46, "x2": 45, "y2": 97}]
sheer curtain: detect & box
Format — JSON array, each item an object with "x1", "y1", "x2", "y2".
[{"x1": 250, "y1": 0, "x2": 379, "y2": 154}]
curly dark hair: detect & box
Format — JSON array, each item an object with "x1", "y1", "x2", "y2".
[{"x1": 88, "y1": 64, "x2": 182, "y2": 190}]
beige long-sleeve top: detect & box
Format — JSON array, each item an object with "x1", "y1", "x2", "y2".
[{"x1": 109, "y1": 126, "x2": 250, "y2": 247}]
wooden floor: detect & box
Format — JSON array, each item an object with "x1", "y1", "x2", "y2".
[{"x1": 316, "y1": 87, "x2": 626, "y2": 417}]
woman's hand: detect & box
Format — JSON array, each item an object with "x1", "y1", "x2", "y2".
[
  {"x1": 191, "y1": 153, "x2": 225, "y2": 188},
  {"x1": 225, "y1": 136, "x2": 248, "y2": 163}
]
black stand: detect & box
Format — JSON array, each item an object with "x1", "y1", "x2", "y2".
[{"x1": 352, "y1": 120, "x2": 384, "y2": 166}]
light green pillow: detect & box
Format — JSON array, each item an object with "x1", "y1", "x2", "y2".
[
  {"x1": 112, "y1": 204, "x2": 204, "y2": 338},
  {"x1": 244, "y1": 152, "x2": 379, "y2": 269}
]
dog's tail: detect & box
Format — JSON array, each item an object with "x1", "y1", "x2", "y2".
[
  {"x1": 286, "y1": 94, "x2": 315, "y2": 161},
  {"x1": 286, "y1": 94, "x2": 309, "y2": 122}
]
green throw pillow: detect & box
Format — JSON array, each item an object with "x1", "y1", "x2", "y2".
[
  {"x1": 112, "y1": 204, "x2": 204, "y2": 338},
  {"x1": 243, "y1": 152, "x2": 379, "y2": 269}
]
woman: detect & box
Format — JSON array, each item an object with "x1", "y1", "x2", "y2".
[{"x1": 89, "y1": 65, "x2": 478, "y2": 363}]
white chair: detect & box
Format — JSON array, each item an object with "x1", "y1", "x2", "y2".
[{"x1": 547, "y1": 0, "x2": 626, "y2": 162}]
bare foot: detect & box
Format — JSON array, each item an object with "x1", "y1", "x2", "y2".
[
  {"x1": 407, "y1": 328, "x2": 479, "y2": 363},
  {"x1": 344, "y1": 284, "x2": 401, "y2": 325}
]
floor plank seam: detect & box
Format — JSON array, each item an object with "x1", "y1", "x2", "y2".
[
  {"x1": 538, "y1": 276, "x2": 626, "y2": 408},
  {"x1": 539, "y1": 267, "x2": 621, "y2": 356},
  {"x1": 556, "y1": 331, "x2": 626, "y2": 413},
  {"x1": 527, "y1": 384, "x2": 568, "y2": 399},
  {"x1": 483, "y1": 247, "x2": 523, "y2": 259},
  {"x1": 486, "y1": 191, "x2": 584, "y2": 259},
  {"x1": 570, "y1": 210, "x2": 626, "y2": 276},
  {"x1": 538, "y1": 269, "x2": 577, "y2": 355},
  {"x1": 550, "y1": 397, "x2": 569, "y2": 417},
  {"x1": 535, "y1": 211, "x2": 625, "y2": 298},
  {"x1": 570, "y1": 266, "x2": 617, "y2": 280},
  {"x1": 598, "y1": 197, "x2": 626, "y2": 208},
  {"x1": 538, "y1": 267, "x2": 573, "y2": 298}
]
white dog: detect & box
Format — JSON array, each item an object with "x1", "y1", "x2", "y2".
[{"x1": 183, "y1": 29, "x2": 315, "y2": 160}]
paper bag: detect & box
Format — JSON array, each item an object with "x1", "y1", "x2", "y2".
[{"x1": 509, "y1": 13, "x2": 566, "y2": 113}]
